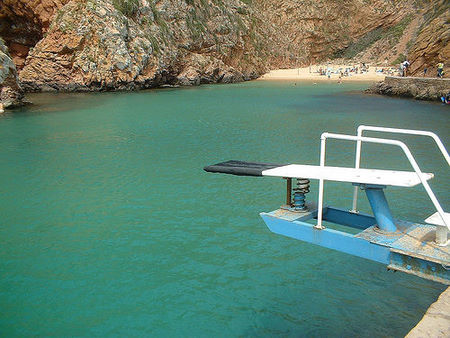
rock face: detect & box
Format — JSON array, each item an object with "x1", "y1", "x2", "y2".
[
  {"x1": 0, "y1": 0, "x2": 449, "y2": 92},
  {"x1": 407, "y1": 1, "x2": 450, "y2": 77},
  {"x1": 368, "y1": 76, "x2": 450, "y2": 101},
  {"x1": 328, "y1": 0, "x2": 449, "y2": 77},
  {"x1": 0, "y1": 38, "x2": 24, "y2": 108},
  {"x1": 0, "y1": 0, "x2": 71, "y2": 70},
  {"x1": 252, "y1": 0, "x2": 413, "y2": 68},
  {"x1": 18, "y1": 0, "x2": 266, "y2": 91}
]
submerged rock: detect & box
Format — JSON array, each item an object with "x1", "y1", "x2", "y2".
[{"x1": 0, "y1": 38, "x2": 25, "y2": 109}]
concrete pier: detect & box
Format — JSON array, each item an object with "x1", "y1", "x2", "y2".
[
  {"x1": 369, "y1": 76, "x2": 450, "y2": 101},
  {"x1": 406, "y1": 287, "x2": 450, "y2": 337}
]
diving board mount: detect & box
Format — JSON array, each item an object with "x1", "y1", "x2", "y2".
[{"x1": 204, "y1": 126, "x2": 450, "y2": 284}]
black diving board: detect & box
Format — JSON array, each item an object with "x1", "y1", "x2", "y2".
[{"x1": 204, "y1": 160, "x2": 287, "y2": 177}]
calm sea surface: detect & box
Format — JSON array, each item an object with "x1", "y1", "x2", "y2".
[{"x1": 0, "y1": 81, "x2": 449, "y2": 336}]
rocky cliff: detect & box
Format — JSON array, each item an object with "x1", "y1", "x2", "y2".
[
  {"x1": 334, "y1": 0, "x2": 449, "y2": 77},
  {"x1": 0, "y1": 38, "x2": 24, "y2": 108},
  {"x1": 252, "y1": 0, "x2": 414, "y2": 68},
  {"x1": 0, "y1": 0, "x2": 71, "y2": 70},
  {"x1": 407, "y1": 1, "x2": 449, "y2": 77},
  {"x1": 18, "y1": 0, "x2": 266, "y2": 91},
  {"x1": 0, "y1": 0, "x2": 449, "y2": 95}
]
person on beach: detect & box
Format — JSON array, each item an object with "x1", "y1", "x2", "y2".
[
  {"x1": 401, "y1": 60, "x2": 410, "y2": 77},
  {"x1": 437, "y1": 62, "x2": 444, "y2": 78},
  {"x1": 424, "y1": 67, "x2": 428, "y2": 77}
]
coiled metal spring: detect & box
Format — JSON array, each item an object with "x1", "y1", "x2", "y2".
[{"x1": 293, "y1": 178, "x2": 310, "y2": 211}]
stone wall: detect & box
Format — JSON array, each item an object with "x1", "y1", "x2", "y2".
[{"x1": 369, "y1": 76, "x2": 450, "y2": 101}]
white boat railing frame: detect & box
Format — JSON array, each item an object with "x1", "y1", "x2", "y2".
[
  {"x1": 352, "y1": 125, "x2": 450, "y2": 213},
  {"x1": 317, "y1": 132, "x2": 449, "y2": 245}
]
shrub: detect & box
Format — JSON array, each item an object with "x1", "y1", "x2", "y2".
[
  {"x1": 391, "y1": 54, "x2": 406, "y2": 65},
  {"x1": 333, "y1": 27, "x2": 384, "y2": 59},
  {"x1": 333, "y1": 14, "x2": 413, "y2": 60},
  {"x1": 113, "y1": 0, "x2": 139, "y2": 17}
]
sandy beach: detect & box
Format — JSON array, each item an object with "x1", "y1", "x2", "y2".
[{"x1": 259, "y1": 64, "x2": 387, "y2": 82}]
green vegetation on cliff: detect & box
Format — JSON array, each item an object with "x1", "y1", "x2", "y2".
[
  {"x1": 112, "y1": 0, "x2": 139, "y2": 17},
  {"x1": 334, "y1": 14, "x2": 413, "y2": 60},
  {"x1": 1, "y1": 0, "x2": 448, "y2": 93}
]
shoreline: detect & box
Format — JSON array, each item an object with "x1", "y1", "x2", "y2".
[
  {"x1": 258, "y1": 65, "x2": 386, "y2": 82},
  {"x1": 368, "y1": 76, "x2": 450, "y2": 101},
  {"x1": 406, "y1": 287, "x2": 450, "y2": 337}
]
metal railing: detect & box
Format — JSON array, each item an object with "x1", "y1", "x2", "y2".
[
  {"x1": 352, "y1": 125, "x2": 450, "y2": 213},
  {"x1": 316, "y1": 132, "x2": 449, "y2": 245}
]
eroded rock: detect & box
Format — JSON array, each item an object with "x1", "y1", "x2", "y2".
[
  {"x1": 1, "y1": 0, "x2": 448, "y2": 92},
  {"x1": 18, "y1": 0, "x2": 264, "y2": 91},
  {"x1": 408, "y1": 0, "x2": 450, "y2": 77},
  {"x1": 0, "y1": 39, "x2": 24, "y2": 109},
  {"x1": 0, "y1": 0, "x2": 71, "y2": 70}
]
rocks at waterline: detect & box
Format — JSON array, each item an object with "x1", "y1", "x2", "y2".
[{"x1": 368, "y1": 76, "x2": 450, "y2": 101}]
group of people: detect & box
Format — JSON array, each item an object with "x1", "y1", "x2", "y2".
[
  {"x1": 401, "y1": 60, "x2": 445, "y2": 78},
  {"x1": 399, "y1": 60, "x2": 448, "y2": 104},
  {"x1": 315, "y1": 60, "x2": 445, "y2": 80},
  {"x1": 423, "y1": 62, "x2": 445, "y2": 78},
  {"x1": 375, "y1": 67, "x2": 398, "y2": 75},
  {"x1": 317, "y1": 64, "x2": 367, "y2": 79}
]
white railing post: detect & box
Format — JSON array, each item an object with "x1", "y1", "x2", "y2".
[
  {"x1": 318, "y1": 132, "x2": 449, "y2": 245},
  {"x1": 316, "y1": 136, "x2": 326, "y2": 229},
  {"x1": 351, "y1": 128, "x2": 363, "y2": 212},
  {"x1": 351, "y1": 125, "x2": 449, "y2": 213}
]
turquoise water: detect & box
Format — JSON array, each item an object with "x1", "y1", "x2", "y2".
[{"x1": 0, "y1": 81, "x2": 448, "y2": 336}]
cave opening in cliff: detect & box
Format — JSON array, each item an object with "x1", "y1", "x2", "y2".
[{"x1": 0, "y1": 2, "x2": 45, "y2": 71}]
